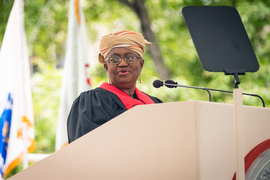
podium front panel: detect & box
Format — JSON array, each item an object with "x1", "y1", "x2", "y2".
[
  {"x1": 8, "y1": 101, "x2": 270, "y2": 180},
  {"x1": 9, "y1": 101, "x2": 199, "y2": 180}
]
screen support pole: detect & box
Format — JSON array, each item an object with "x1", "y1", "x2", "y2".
[{"x1": 234, "y1": 88, "x2": 245, "y2": 180}]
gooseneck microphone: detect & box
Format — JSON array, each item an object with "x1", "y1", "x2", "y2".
[
  {"x1": 153, "y1": 79, "x2": 265, "y2": 107},
  {"x1": 153, "y1": 80, "x2": 212, "y2": 102}
]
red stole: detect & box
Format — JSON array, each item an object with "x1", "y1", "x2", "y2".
[{"x1": 99, "y1": 82, "x2": 155, "y2": 110}]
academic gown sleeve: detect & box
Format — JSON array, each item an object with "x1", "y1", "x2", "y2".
[{"x1": 67, "y1": 88, "x2": 127, "y2": 143}]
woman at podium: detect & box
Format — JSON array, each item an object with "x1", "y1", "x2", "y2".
[{"x1": 67, "y1": 30, "x2": 162, "y2": 143}]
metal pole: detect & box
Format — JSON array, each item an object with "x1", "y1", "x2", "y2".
[
  {"x1": 234, "y1": 88, "x2": 245, "y2": 180},
  {"x1": 23, "y1": 122, "x2": 28, "y2": 169}
]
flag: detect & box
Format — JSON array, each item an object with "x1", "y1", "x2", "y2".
[
  {"x1": 55, "y1": 0, "x2": 91, "y2": 150},
  {"x1": 0, "y1": 0, "x2": 35, "y2": 178}
]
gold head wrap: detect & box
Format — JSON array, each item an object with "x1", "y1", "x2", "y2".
[{"x1": 99, "y1": 30, "x2": 153, "y2": 64}]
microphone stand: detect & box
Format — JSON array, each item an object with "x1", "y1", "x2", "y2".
[
  {"x1": 163, "y1": 82, "x2": 212, "y2": 102},
  {"x1": 163, "y1": 82, "x2": 265, "y2": 107}
]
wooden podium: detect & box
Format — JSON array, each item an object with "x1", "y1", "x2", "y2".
[{"x1": 8, "y1": 101, "x2": 270, "y2": 180}]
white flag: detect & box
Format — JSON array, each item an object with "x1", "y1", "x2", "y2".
[
  {"x1": 55, "y1": 0, "x2": 91, "y2": 150},
  {"x1": 0, "y1": 0, "x2": 35, "y2": 178}
]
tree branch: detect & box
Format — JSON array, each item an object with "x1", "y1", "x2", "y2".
[{"x1": 117, "y1": 0, "x2": 170, "y2": 79}]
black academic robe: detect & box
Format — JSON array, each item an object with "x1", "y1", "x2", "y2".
[{"x1": 67, "y1": 87, "x2": 162, "y2": 143}]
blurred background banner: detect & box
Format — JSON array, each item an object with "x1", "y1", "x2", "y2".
[
  {"x1": 55, "y1": 0, "x2": 91, "y2": 151},
  {"x1": 0, "y1": 0, "x2": 35, "y2": 178}
]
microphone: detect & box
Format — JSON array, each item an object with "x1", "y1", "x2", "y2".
[
  {"x1": 153, "y1": 79, "x2": 163, "y2": 88},
  {"x1": 153, "y1": 80, "x2": 178, "y2": 88},
  {"x1": 153, "y1": 79, "x2": 265, "y2": 107}
]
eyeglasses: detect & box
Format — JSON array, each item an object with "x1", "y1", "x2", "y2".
[{"x1": 105, "y1": 55, "x2": 142, "y2": 65}]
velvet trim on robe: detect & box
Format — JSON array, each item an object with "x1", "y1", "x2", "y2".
[{"x1": 99, "y1": 82, "x2": 155, "y2": 110}]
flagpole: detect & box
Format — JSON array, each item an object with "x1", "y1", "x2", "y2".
[
  {"x1": 20, "y1": 0, "x2": 29, "y2": 170},
  {"x1": 27, "y1": 0, "x2": 54, "y2": 46},
  {"x1": 22, "y1": 122, "x2": 28, "y2": 169}
]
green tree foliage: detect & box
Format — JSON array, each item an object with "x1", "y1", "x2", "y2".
[
  {"x1": 0, "y1": 1, "x2": 12, "y2": 44},
  {"x1": 0, "y1": 0, "x2": 270, "y2": 177}
]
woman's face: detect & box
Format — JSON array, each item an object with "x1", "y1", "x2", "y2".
[{"x1": 104, "y1": 47, "x2": 144, "y2": 90}]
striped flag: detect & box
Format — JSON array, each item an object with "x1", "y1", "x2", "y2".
[
  {"x1": 0, "y1": 0, "x2": 35, "y2": 178},
  {"x1": 55, "y1": 0, "x2": 91, "y2": 150}
]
